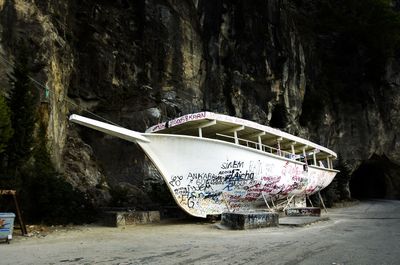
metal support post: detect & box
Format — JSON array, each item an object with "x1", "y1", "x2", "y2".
[
  {"x1": 222, "y1": 193, "x2": 232, "y2": 212},
  {"x1": 282, "y1": 195, "x2": 296, "y2": 212},
  {"x1": 261, "y1": 192, "x2": 272, "y2": 211},
  {"x1": 318, "y1": 192, "x2": 328, "y2": 213},
  {"x1": 307, "y1": 195, "x2": 314, "y2": 207}
]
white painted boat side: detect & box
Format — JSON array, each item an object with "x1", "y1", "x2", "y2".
[
  {"x1": 69, "y1": 114, "x2": 338, "y2": 218},
  {"x1": 138, "y1": 133, "x2": 337, "y2": 218}
]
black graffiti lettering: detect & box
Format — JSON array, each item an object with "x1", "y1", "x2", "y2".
[
  {"x1": 225, "y1": 169, "x2": 254, "y2": 181},
  {"x1": 221, "y1": 160, "x2": 244, "y2": 169},
  {"x1": 174, "y1": 187, "x2": 189, "y2": 196},
  {"x1": 188, "y1": 183, "x2": 213, "y2": 192},
  {"x1": 208, "y1": 175, "x2": 224, "y2": 185},
  {"x1": 222, "y1": 169, "x2": 255, "y2": 191},
  {"x1": 204, "y1": 192, "x2": 222, "y2": 203},
  {"x1": 188, "y1": 172, "x2": 217, "y2": 184},
  {"x1": 187, "y1": 196, "x2": 196, "y2": 208},
  {"x1": 169, "y1": 175, "x2": 183, "y2": 187}
]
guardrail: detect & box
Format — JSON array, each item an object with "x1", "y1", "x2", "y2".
[
  {"x1": 214, "y1": 133, "x2": 334, "y2": 170},
  {"x1": 215, "y1": 133, "x2": 296, "y2": 160}
]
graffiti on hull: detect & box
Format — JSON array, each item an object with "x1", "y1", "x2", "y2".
[{"x1": 168, "y1": 158, "x2": 333, "y2": 217}]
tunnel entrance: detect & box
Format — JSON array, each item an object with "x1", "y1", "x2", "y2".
[
  {"x1": 269, "y1": 104, "x2": 288, "y2": 129},
  {"x1": 350, "y1": 155, "x2": 388, "y2": 199}
]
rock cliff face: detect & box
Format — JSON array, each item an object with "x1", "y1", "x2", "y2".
[{"x1": 0, "y1": 0, "x2": 399, "y2": 207}]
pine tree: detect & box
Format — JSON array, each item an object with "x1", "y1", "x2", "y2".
[
  {"x1": 6, "y1": 51, "x2": 39, "y2": 175},
  {"x1": 3, "y1": 45, "x2": 95, "y2": 224},
  {"x1": 0, "y1": 94, "x2": 13, "y2": 154}
]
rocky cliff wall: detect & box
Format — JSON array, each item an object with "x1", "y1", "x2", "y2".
[{"x1": 0, "y1": 0, "x2": 398, "y2": 207}]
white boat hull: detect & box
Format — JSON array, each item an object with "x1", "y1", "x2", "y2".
[
  {"x1": 69, "y1": 114, "x2": 338, "y2": 218},
  {"x1": 139, "y1": 134, "x2": 337, "y2": 218}
]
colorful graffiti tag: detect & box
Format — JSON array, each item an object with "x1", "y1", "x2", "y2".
[{"x1": 166, "y1": 156, "x2": 333, "y2": 217}]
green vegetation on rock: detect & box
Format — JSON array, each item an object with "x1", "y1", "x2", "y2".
[
  {"x1": 0, "y1": 45, "x2": 95, "y2": 225},
  {"x1": 0, "y1": 94, "x2": 13, "y2": 154}
]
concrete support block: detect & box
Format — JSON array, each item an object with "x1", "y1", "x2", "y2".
[
  {"x1": 221, "y1": 212, "x2": 279, "y2": 230},
  {"x1": 103, "y1": 211, "x2": 160, "y2": 227},
  {"x1": 285, "y1": 207, "x2": 321, "y2": 217}
]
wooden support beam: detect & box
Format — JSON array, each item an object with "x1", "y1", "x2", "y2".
[
  {"x1": 245, "y1": 131, "x2": 265, "y2": 139},
  {"x1": 277, "y1": 137, "x2": 283, "y2": 156},
  {"x1": 221, "y1": 125, "x2": 245, "y2": 134},
  {"x1": 258, "y1": 135, "x2": 263, "y2": 150},
  {"x1": 313, "y1": 149, "x2": 317, "y2": 166},
  {"x1": 198, "y1": 120, "x2": 216, "y2": 137},
  {"x1": 318, "y1": 192, "x2": 328, "y2": 213},
  {"x1": 302, "y1": 146, "x2": 307, "y2": 158},
  {"x1": 234, "y1": 131, "x2": 239, "y2": 144},
  {"x1": 198, "y1": 119, "x2": 217, "y2": 129},
  {"x1": 0, "y1": 190, "x2": 27, "y2": 236},
  {"x1": 291, "y1": 142, "x2": 296, "y2": 155},
  {"x1": 220, "y1": 125, "x2": 245, "y2": 145}
]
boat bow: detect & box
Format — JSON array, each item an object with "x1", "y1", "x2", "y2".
[{"x1": 69, "y1": 114, "x2": 150, "y2": 143}]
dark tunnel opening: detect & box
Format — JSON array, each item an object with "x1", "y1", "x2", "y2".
[
  {"x1": 350, "y1": 160, "x2": 385, "y2": 199},
  {"x1": 350, "y1": 155, "x2": 392, "y2": 200},
  {"x1": 269, "y1": 104, "x2": 288, "y2": 129}
]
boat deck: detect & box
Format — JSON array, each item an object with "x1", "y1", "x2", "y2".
[{"x1": 146, "y1": 112, "x2": 337, "y2": 170}]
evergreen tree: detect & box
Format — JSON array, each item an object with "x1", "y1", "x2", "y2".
[
  {"x1": 2, "y1": 45, "x2": 95, "y2": 224},
  {"x1": 0, "y1": 94, "x2": 13, "y2": 154},
  {"x1": 22, "y1": 121, "x2": 88, "y2": 224},
  {"x1": 6, "y1": 51, "x2": 39, "y2": 176}
]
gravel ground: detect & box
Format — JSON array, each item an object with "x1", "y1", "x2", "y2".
[{"x1": 1, "y1": 200, "x2": 399, "y2": 265}]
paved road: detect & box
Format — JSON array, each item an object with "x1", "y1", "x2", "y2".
[{"x1": 1, "y1": 200, "x2": 399, "y2": 264}]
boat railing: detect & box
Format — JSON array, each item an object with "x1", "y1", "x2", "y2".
[{"x1": 215, "y1": 133, "x2": 296, "y2": 160}]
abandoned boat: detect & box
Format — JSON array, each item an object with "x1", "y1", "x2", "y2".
[{"x1": 69, "y1": 112, "x2": 338, "y2": 218}]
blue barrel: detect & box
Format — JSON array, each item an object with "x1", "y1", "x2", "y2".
[{"x1": 0, "y1": 212, "x2": 15, "y2": 243}]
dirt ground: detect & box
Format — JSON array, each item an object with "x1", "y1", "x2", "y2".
[{"x1": 1, "y1": 200, "x2": 399, "y2": 265}]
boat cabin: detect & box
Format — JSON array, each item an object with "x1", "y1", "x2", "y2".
[{"x1": 146, "y1": 112, "x2": 337, "y2": 170}]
